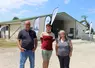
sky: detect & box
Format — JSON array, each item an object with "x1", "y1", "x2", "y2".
[{"x1": 0, "y1": 0, "x2": 95, "y2": 29}]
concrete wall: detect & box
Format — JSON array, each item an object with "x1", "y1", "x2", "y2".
[
  {"x1": 10, "y1": 23, "x2": 21, "y2": 39},
  {"x1": 9, "y1": 20, "x2": 35, "y2": 40},
  {"x1": 0, "y1": 15, "x2": 88, "y2": 40},
  {"x1": 76, "y1": 21, "x2": 87, "y2": 39},
  {"x1": 81, "y1": 34, "x2": 93, "y2": 40},
  {"x1": 8, "y1": 19, "x2": 88, "y2": 40},
  {"x1": 9, "y1": 17, "x2": 45, "y2": 40},
  {"x1": 0, "y1": 21, "x2": 22, "y2": 39},
  {"x1": 64, "y1": 20, "x2": 75, "y2": 33},
  {"x1": 20, "y1": 19, "x2": 35, "y2": 29},
  {"x1": 64, "y1": 20, "x2": 76, "y2": 38}
]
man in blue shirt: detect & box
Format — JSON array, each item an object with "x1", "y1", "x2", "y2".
[{"x1": 17, "y1": 21, "x2": 38, "y2": 68}]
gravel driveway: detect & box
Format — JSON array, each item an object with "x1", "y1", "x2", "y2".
[{"x1": 0, "y1": 40, "x2": 95, "y2": 68}]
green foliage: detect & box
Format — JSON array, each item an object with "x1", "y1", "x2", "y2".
[
  {"x1": 80, "y1": 15, "x2": 90, "y2": 30},
  {"x1": 81, "y1": 15, "x2": 88, "y2": 20},
  {"x1": 12, "y1": 17, "x2": 19, "y2": 20}
]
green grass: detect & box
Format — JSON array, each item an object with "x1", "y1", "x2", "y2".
[{"x1": 0, "y1": 39, "x2": 17, "y2": 48}]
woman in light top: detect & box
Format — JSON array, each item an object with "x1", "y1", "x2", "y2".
[{"x1": 55, "y1": 30, "x2": 73, "y2": 68}]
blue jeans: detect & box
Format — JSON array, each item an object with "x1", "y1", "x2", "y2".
[{"x1": 20, "y1": 50, "x2": 35, "y2": 68}]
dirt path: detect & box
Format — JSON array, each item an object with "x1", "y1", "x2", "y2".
[{"x1": 0, "y1": 40, "x2": 95, "y2": 68}]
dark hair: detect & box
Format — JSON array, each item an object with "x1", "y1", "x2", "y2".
[{"x1": 46, "y1": 23, "x2": 52, "y2": 27}]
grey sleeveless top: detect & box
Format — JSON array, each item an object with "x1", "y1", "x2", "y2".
[{"x1": 57, "y1": 40, "x2": 70, "y2": 56}]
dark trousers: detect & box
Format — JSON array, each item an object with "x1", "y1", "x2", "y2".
[{"x1": 58, "y1": 56, "x2": 70, "y2": 68}]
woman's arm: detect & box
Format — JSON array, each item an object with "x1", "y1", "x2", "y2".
[
  {"x1": 55, "y1": 41, "x2": 58, "y2": 56},
  {"x1": 69, "y1": 40, "x2": 73, "y2": 57}
]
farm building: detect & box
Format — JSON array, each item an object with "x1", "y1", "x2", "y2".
[{"x1": 0, "y1": 12, "x2": 88, "y2": 40}]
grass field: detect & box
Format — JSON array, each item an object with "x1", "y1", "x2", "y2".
[{"x1": 0, "y1": 39, "x2": 16, "y2": 48}]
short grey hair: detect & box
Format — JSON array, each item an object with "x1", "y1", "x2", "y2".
[
  {"x1": 58, "y1": 30, "x2": 68, "y2": 40},
  {"x1": 59, "y1": 30, "x2": 65, "y2": 34}
]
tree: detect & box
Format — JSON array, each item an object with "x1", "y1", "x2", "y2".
[
  {"x1": 80, "y1": 15, "x2": 90, "y2": 30},
  {"x1": 12, "y1": 17, "x2": 19, "y2": 20},
  {"x1": 81, "y1": 15, "x2": 88, "y2": 20}
]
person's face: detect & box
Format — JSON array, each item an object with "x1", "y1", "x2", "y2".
[
  {"x1": 25, "y1": 23, "x2": 31, "y2": 31},
  {"x1": 46, "y1": 26, "x2": 52, "y2": 32},
  {"x1": 59, "y1": 32, "x2": 65, "y2": 38}
]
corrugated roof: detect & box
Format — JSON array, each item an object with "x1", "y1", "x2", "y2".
[
  {"x1": 0, "y1": 12, "x2": 86, "y2": 27},
  {"x1": 0, "y1": 12, "x2": 64, "y2": 24}
]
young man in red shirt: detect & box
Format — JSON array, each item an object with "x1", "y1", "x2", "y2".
[{"x1": 40, "y1": 24, "x2": 55, "y2": 68}]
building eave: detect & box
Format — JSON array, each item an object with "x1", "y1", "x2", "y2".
[{"x1": 0, "y1": 12, "x2": 87, "y2": 28}]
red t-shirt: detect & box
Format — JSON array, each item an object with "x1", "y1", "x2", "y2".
[{"x1": 40, "y1": 32, "x2": 55, "y2": 50}]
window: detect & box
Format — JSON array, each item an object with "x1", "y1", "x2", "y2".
[{"x1": 70, "y1": 28, "x2": 74, "y2": 34}]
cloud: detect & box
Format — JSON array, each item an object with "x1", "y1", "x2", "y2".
[
  {"x1": 87, "y1": 8, "x2": 95, "y2": 14},
  {"x1": 0, "y1": 8, "x2": 11, "y2": 15},
  {"x1": 64, "y1": 0, "x2": 70, "y2": 4},
  {"x1": 12, "y1": 10, "x2": 31, "y2": 17},
  {"x1": 0, "y1": 8, "x2": 32, "y2": 17},
  {"x1": 0, "y1": 0, "x2": 48, "y2": 9},
  {"x1": 0, "y1": 8, "x2": 9, "y2": 12},
  {"x1": 80, "y1": 8, "x2": 95, "y2": 14},
  {"x1": 0, "y1": 0, "x2": 48, "y2": 19}
]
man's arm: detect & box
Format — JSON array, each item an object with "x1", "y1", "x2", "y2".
[
  {"x1": 55, "y1": 40, "x2": 58, "y2": 56},
  {"x1": 52, "y1": 33, "x2": 55, "y2": 42},
  {"x1": 17, "y1": 39, "x2": 25, "y2": 52},
  {"x1": 70, "y1": 40, "x2": 73, "y2": 52},
  {"x1": 32, "y1": 39, "x2": 38, "y2": 52},
  {"x1": 17, "y1": 31, "x2": 25, "y2": 52},
  {"x1": 17, "y1": 39, "x2": 22, "y2": 49},
  {"x1": 32, "y1": 31, "x2": 38, "y2": 52},
  {"x1": 34, "y1": 38, "x2": 38, "y2": 49}
]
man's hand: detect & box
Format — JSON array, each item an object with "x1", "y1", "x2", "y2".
[
  {"x1": 33, "y1": 38, "x2": 38, "y2": 52},
  {"x1": 32, "y1": 47, "x2": 37, "y2": 52},
  {"x1": 20, "y1": 47, "x2": 25, "y2": 52},
  {"x1": 17, "y1": 40, "x2": 25, "y2": 52},
  {"x1": 69, "y1": 52, "x2": 72, "y2": 57}
]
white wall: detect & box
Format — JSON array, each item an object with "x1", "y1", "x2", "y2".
[
  {"x1": 81, "y1": 34, "x2": 93, "y2": 40},
  {"x1": 21, "y1": 19, "x2": 35, "y2": 29},
  {"x1": 76, "y1": 21, "x2": 87, "y2": 38},
  {"x1": 10, "y1": 23, "x2": 21, "y2": 39},
  {"x1": 9, "y1": 17, "x2": 45, "y2": 40},
  {"x1": 1, "y1": 16, "x2": 81, "y2": 40},
  {"x1": 10, "y1": 20, "x2": 35, "y2": 40}
]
